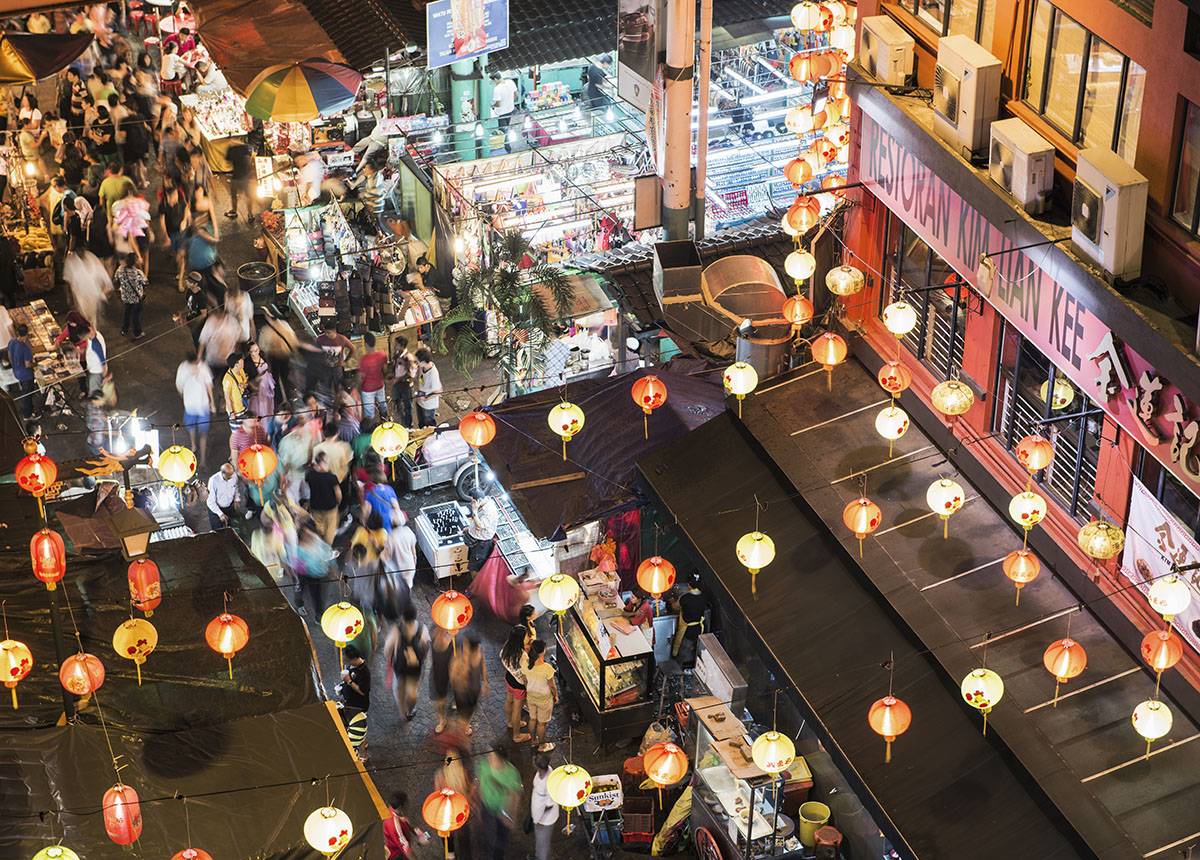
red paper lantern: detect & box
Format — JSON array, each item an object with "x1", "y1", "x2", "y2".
[
  {"x1": 867, "y1": 695, "x2": 912, "y2": 763},
  {"x1": 128, "y1": 559, "x2": 162, "y2": 616},
  {"x1": 636, "y1": 556, "x2": 676, "y2": 599},
  {"x1": 59, "y1": 652, "x2": 105, "y2": 696},
  {"x1": 782, "y1": 295, "x2": 814, "y2": 327},
  {"x1": 631, "y1": 375, "x2": 668, "y2": 439},
  {"x1": 102, "y1": 783, "x2": 143, "y2": 846},
  {"x1": 205, "y1": 612, "x2": 250, "y2": 678},
  {"x1": 431, "y1": 590, "x2": 473, "y2": 634},
  {"x1": 30, "y1": 528, "x2": 66, "y2": 590},
  {"x1": 15, "y1": 438, "x2": 57, "y2": 498},
  {"x1": 171, "y1": 850, "x2": 214, "y2": 860},
  {"x1": 460, "y1": 410, "x2": 497, "y2": 448},
  {"x1": 1141, "y1": 628, "x2": 1183, "y2": 675},
  {"x1": 877, "y1": 361, "x2": 912, "y2": 396}
]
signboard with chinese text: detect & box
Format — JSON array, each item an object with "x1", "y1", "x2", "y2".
[
  {"x1": 1121, "y1": 479, "x2": 1200, "y2": 655},
  {"x1": 858, "y1": 110, "x2": 1200, "y2": 503},
  {"x1": 426, "y1": 0, "x2": 509, "y2": 70}
]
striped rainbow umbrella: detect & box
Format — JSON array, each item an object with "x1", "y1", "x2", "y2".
[{"x1": 244, "y1": 58, "x2": 363, "y2": 122}]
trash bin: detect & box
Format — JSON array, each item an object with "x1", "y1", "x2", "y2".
[
  {"x1": 237, "y1": 261, "x2": 277, "y2": 296},
  {"x1": 798, "y1": 801, "x2": 831, "y2": 848}
]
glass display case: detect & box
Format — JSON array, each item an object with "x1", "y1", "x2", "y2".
[
  {"x1": 555, "y1": 602, "x2": 655, "y2": 744},
  {"x1": 690, "y1": 699, "x2": 805, "y2": 860}
]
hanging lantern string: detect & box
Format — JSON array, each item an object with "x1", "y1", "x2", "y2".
[
  {"x1": 886, "y1": 650, "x2": 895, "y2": 698},
  {"x1": 980, "y1": 632, "x2": 991, "y2": 671},
  {"x1": 1, "y1": 599, "x2": 8, "y2": 641}
]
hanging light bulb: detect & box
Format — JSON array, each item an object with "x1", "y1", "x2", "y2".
[
  {"x1": 473, "y1": 122, "x2": 485, "y2": 138},
  {"x1": 605, "y1": 106, "x2": 615, "y2": 122},
  {"x1": 506, "y1": 128, "x2": 517, "y2": 143},
  {"x1": 432, "y1": 129, "x2": 445, "y2": 145}
]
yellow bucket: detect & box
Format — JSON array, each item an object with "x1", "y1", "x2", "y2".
[{"x1": 798, "y1": 801, "x2": 831, "y2": 847}]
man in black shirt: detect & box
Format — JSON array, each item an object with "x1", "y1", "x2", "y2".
[
  {"x1": 225, "y1": 140, "x2": 255, "y2": 222},
  {"x1": 339, "y1": 644, "x2": 371, "y2": 711},
  {"x1": 304, "y1": 451, "x2": 342, "y2": 545},
  {"x1": 672, "y1": 572, "x2": 709, "y2": 666},
  {"x1": 416, "y1": 255, "x2": 454, "y2": 306}
]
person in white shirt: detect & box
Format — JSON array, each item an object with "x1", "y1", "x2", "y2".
[
  {"x1": 489, "y1": 72, "x2": 518, "y2": 152},
  {"x1": 194, "y1": 61, "x2": 227, "y2": 93},
  {"x1": 414, "y1": 347, "x2": 440, "y2": 427},
  {"x1": 383, "y1": 510, "x2": 419, "y2": 589},
  {"x1": 224, "y1": 284, "x2": 254, "y2": 344},
  {"x1": 530, "y1": 754, "x2": 559, "y2": 860},
  {"x1": 84, "y1": 325, "x2": 107, "y2": 396},
  {"x1": 464, "y1": 486, "x2": 498, "y2": 572},
  {"x1": 175, "y1": 355, "x2": 213, "y2": 462},
  {"x1": 206, "y1": 461, "x2": 240, "y2": 530}
]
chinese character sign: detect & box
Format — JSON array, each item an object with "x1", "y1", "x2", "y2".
[
  {"x1": 1121, "y1": 479, "x2": 1200, "y2": 656},
  {"x1": 427, "y1": 0, "x2": 509, "y2": 70}
]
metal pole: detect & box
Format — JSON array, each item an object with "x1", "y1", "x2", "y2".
[
  {"x1": 384, "y1": 45, "x2": 391, "y2": 119},
  {"x1": 662, "y1": 0, "x2": 695, "y2": 240},
  {"x1": 694, "y1": 0, "x2": 713, "y2": 239}
]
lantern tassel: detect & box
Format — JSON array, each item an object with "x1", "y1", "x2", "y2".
[
  {"x1": 643, "y1": 413, "x2": 648, "y2": 440},
  {"x1": 884, "y1": 738, "x2": 891, "y2": 764},
  {"x1": 737, "y1": 397, "x2": 743, "y2": 419},
  {"x1": 981, "y1": 712, "x2": 988, "y2": 737},
  {"x1": 10, "y1": 685, "x2": 17, "y2": 710},
  {"x1": 888, "y1": 438, "x2": 893, "y2": 459},
  {"x1": 858, "y1": 537, "x2": 863, "y2": 559},
  {"x1": 338, "y1": 646, "x2": 344, "y2": 671},
  {"x1": 1022, "y1": 529, "x2": 1029, "y2": 550},
  {"x1": 444, "y1": 835, "x2": 449, "y2": 860},
  {"x1": 451, "y1": 636, "x2": 457, "y2": 656},
  {"x1": 1014, "y1": 586, "x2": 1021, "y2": 607},
  {"x1": 751, "y1": 571, "x2": 757, "y2": 597},
  {"x1": 1145, "y1": 739, "x2": 1152, "y2": 760},
  {"x1": 227, "y1": 657, "x2": 234, "y2": 680},
  {"x1": 1154, "y1": 671, "x2": 1162, "y2": 699},
  {"x1": 562, "y1": 438, "x2": 567, "y2": 461},
  {"x1": 826, "y1": 367, "x2": 832, "y2": 392},
  {"x1": 135, "y1": 660, "x2": 142, "y2": 686},
  {"x1": 36, "y1": 495, "x2": 45, "y2": 521},
  {"x1": 1052, "y1": 681, "x2": 1060, "y2": 708},
  {"x1": 943, "y1": 518, "x2": 948, "y2": 540},
  {"x1": 257, "y1": 480, "x2": 266, "y2": 507},
  {"x1": 390, "y1": 459, "x2": 396, "y2": 482},
  {"x1": 657, "y1": 786, "x2": 663, "y2": 808}
]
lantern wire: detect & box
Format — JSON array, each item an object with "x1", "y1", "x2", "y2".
[
  {"x1": 886, "y1": 650, "x2": 894, "y2": 699},
  {"x1": 0, "y1": 599, "x2": 8, "y2": 640},
  {"x1": 183, "y1": 793, "x2": 192, "y2": 848}
]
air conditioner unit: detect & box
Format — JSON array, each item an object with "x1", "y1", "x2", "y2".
[
  {"x1": 932, "y1": 34, "x2": 1001, "y2": 159},
  {"x1": 1071, "y1": 147, "x2": 1148, "y2": 282},
  {"x1": 988, "y1": 118, "x2": 1054, "y2": 214},
  {"x1": 858, "y1": 16, "x2": 914, "y2": 85}
]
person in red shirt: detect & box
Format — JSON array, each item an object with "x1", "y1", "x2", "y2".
[
  {"x1": 358, "y1": 332, "x2": 389, "y2": 419},
  {"x1": 383, "y1": 791, "x2": 428, "y2": 859}
]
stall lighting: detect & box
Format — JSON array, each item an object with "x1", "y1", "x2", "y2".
[
  {"x1": 741, "y1": 86, "x2": 805, "y2": 106},
  {"x1": 453, "y1": 236, "x2": 466, "y2": 254},
  {"x1": 557, "y1": 118, "x2": 569, "y2": 133},
  {"x1": 725, "y1": 68, "x2": 765, "y2": 94},
  {"x1": 23, "y1": 161, "x2": 36, "y2": 176},
  {"x1": 523, "y1": 115, "x2": 534, "y2": 131},
  {"x1": 573, "y1": 105, "x2": 583, "y2": 120},
  {"x1": 432, "y1": 129, "x2": 444, "y2": 144},
  {"x1": 507, "y1": 128, "x2": 517, "y2": 143},
  {"x1": 473, "y1": 122, "x2": 484, "y2": 138},
  {"x1": 605, "y1": 107, "x2": 615, "y2": 122}
]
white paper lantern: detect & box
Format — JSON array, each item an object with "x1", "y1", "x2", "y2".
[
  {"x1": 882, "y1": 301, "x2": 918, "y2": 337},
  {"x1": 304, "y1": 806, "x2": 353, "y2": 857},
  {"x1": 785, "y1": 250, "x2": 817, "y2": 281},
  {"x1": 1148, "y1": 575, "x2": 1193, "y2": 621}
]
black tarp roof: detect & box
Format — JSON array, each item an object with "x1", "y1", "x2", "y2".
[
  {"x1": 484, "y1": 364, "x2": 726, "y2": 538},
  {"x1": 637, "y1": 413, "x2": 1093, "y2": 860},
  {"x1": 0, "y1": 530, "x2": 384, "y2": 858}
]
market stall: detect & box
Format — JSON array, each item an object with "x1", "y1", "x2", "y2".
[
  {"x1": 5, "y1": 301, "x2": 81, "y2": 415},
  {"x1": 181, "y1": 89, "x2": 252, "y2": 173}
]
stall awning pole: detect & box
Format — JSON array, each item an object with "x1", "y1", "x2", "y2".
[
  {"x1": 694, "y1": 0, "x2": 713, "y2": 240},
  {"x1": 662, "y1": 0, "x2": 695, "y2": 241}
]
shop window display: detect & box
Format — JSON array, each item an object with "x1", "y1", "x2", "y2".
[{"x1": 991, "y1": 321, "x2": 1104, "y2": 521}]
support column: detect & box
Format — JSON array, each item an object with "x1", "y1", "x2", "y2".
[
  {"x1": 693, "y1": 0, "x2": 713, "y2": 239},
  {"x1": 662, "y1": 0, "x2": 695, "y2": 240}
]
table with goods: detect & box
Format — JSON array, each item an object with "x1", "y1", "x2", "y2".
[{"x1": 181, "y1": 89, "x2": 253, "y2": 173}]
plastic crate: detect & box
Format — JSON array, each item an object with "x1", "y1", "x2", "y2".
[
  {"x1": 674, "y1": 700, "x2": 690, "y2": 732},
  {"x1": 621, "y1": 796, "x2": 654, "y2": 841}
]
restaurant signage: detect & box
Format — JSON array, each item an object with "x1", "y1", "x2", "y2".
[{"x1": 858, "y1": 111, "x2": 1200, "y2": 499}]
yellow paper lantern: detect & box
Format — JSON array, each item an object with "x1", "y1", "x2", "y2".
[
  {"x1": 371, "y1": 421, "x2": 410, "y2": 459},
  {"x1": 881, "y1": 301, "x2": 918, "y2": 337},
  {"x1": 825, "y1": 265, "x2": 865, "y2": 297},
  {"x1": 930, "y1": 379, "x2": 974, "y2": 418},
  {"x1": 548, "y1": 402, "x2": 585, "y2": 460},
  {"x1": 960, "y1": 668, "x2": 1004, "y2": 735},
  {"x1": 1077, "y1": 520, "x2": 1124, "y2": 561},
  {"x1": 1008, "y1": 490, "x2": 1047, "y2": 547},
  {"x1": 156, "y1": 444, "x2": 198, "y2": 486},
  {"x1": 539, "y1": 573, "x2": 581, "y2": 616},
  {"x1": 304, "y1": 806, "x2": 354, "y2": 857},
  {"x1": 320, "y1": 602, "x2": 365, "y2": 669},
  {"x1": 546, "y1": 763, "x2": 592, "y2": 829},
  {"x1": 785, "y1": 250, "x2": 816, "y2": 281},
  {"x1": 736, "y1": 530, "x2": 775, "y2": 596},
  {"x1": 1039, "y1": 377, "x2": 1076, "y2": 411},
  {"x1": 111, "y1": 618, "x2": 157, "y2": 686},
  {"x1": 751, "y1": 731, "x2": 796, "y2": 774},
  {"x1": 874, "y1": 405, "x2": 908, "y2": 457},
  {"x1": 0, "y1": 638, "x2": 32, "y2": 709},
  {"x1": 723, "y1": 361, "x2": 758, "y2": 418},
  {"x1": 32, "y1": 847, "x2": 81, "y2": 860},
  {"x1": 1132, "y1": 699, "x2": 1173, "y2": 758},
  {"x1": 926, "y1": 478, "x2": 964, "y2": 539},
  {"x1": 1147, "y1": 575, "x2": 1192, "y2": 622}
]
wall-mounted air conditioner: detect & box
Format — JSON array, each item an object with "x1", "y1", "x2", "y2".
[
  {"x1": 1071, "y1": 147, "x2": 1148, "y2": 282},
  {"x1": 858, "y1": 16, "x2": 914, "y2": 86},
  {"x1": 932, "y1": 34, "x2": 1001, "y2": 160},
  {"x1": 988, "y1": 118, "x2": 1054, "y2": 214}
]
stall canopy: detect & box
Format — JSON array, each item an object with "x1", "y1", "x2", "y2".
[
  {"x1": 485, "y1": 364, "x2": 726, "y2": 538},
  {"x1": 0, "y1": 529, "x2": 384, "y2": 856},
  {"x1": 638, "y1": 414, "x2": 1094, "y2": 859},
  {"x1": 0, "y1": 31, "x2": 93, "y2": 84}
]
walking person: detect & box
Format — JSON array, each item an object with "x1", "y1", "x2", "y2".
[
  {"x1": 63, "y1": 245, "x2": 112, "y2": 327},
  {"x1": 115, "y1": 252, "x2": 146, "y2": 338},
  {"x1": 524, "y1": 639, "x2": 557, "y2": 752},
  {"x1": 382, "y1": 510, "x2": 418, "y2": 590},
  {"x1": 430, "y1": 625, "x2": 455, "y2": 734},
  {"x1": 304, "y1": 451, "x2": 341, "y2": 545},
  {"x1": 476, "y1": 743, "x2": 522, "y2": 860},
  {"x1": 246, "y1": 341, "x2": 275, "y2": 419},
  {"x1": 221, "y1": 351, "x2": 248, "y2": 423},
  {"x1": 8, "y1": 323, "x2": 37, "y2": 420},
  {"x1": 293, "y1": 524, "x2": 334, "y2": 618},
  {"x1": 414, "y1": 347, "x2": 441, "y2": 427},
  {"x1": 206, "y1": 461, "x2": 240, "y2": 530},
  {"x1": 391, "y1": 336, "x2": 416, "y2": 425},
  {"x1": 449, "y1": 632, "x2": 487, "y2": 735},
  {"x1": 384, "y1": 603, "x2": 429, "y2": 721},
  {"x1": 358, "y1": 332, "x2": 388, "y2": 419},
  {"x1": 84, "y1": 323, "x2": 108, "y2": 398},
  {"x1": 338, "y1": 643, "x2": 371, "y2": 715},
  {"x1": 499, "y1": 625, "x2": 531, "y2": 743},
  {"x1": 383, "y1": 792, "x2": 429, "y2": 860},
  {"x1": 530, "y1": 755, "x2": 559, "y2": 860},
  {"x1": 175, "y1": 353, "x2": 213, "y2": 463}
]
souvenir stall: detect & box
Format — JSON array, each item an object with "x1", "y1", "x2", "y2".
[
  {"x1": 181, "y1": 89, "x2": 252, "y2": 173},
  {"x1": 433, "y1": 134, "x2": 645, "y2": 266},
  {"x1": 1, "y1": 153, "x2": 52, "y2": 296},
  {"x1": 6, "y1": 300, "x2": 82, "y2": 414}
]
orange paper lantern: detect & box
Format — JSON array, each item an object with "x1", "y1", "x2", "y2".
[
  {"x1": 128, "y1": 559, "x2": 162, "y2": 616},
  {"x1": 431, "y1": 590, "x2": 473, "y2": 634},
  {"x1": 1141, "y1": 628, "x2": 1183, "y2": 677},
  {"x1": 1002, "y1": 548, "x2": 1040, "y2": 606},
  {"x1": 171, "y1": 849, "x2": 214, "y2": 860},
  {"x1": 205, "y1": 612, "x2": 250, "y2": 679},
  {"x1": 877, "y1": 361, "x2": 912, "y2": 396},
  {"x1": 784, "y1": 197, "x2": 821, "y2": 234},
  {"x1": 784, "y1": 156, "x2": 814, "y2": 187},
  {"x1": 811, "y1": 331, "x2": 847, "y2": 390},
  {"x1": 459, "y1": 410, "x2": 497, "y2": 448},
  {"x1": 59, "y1": 651, "x2": 105, "y2": 696},
  {"x1": 1015, "y1": 434, "x2": 1053, "y2": 475},
  {"x1": 867, "y1": 695, "x2": 912, "y2": 763},
  {"x1": 782, "y1": 295, "x2": 814, "y2": 327},
  {"x1": 643, "y1": 741, "x2": 689, "y2": 803},
  {"x1": 237, "y1": 443, "x2": 278, "y2": 505},
  {"x1": 631, "y1": 375, "x2": 669, "y2": 439},
  {"x1": 102, "y1": 784, "x2": 143, "y2": 846},
  {"x1": 1043, "y1": 637, "x2": 1087, "y2": 705},
  {"x1": 636, "y1": 556, "x2": 676, "y2": 599},
  {"x1": 0, "y1": 638, "x2": 32, "y2": 709},
  {"x1": 842, "y1": 496, "x2": 882, "y2": 558},
  {"x1": 423, "y1": 787, "x2": 470, "y2": 854},
  {"x1": 788, "y1": 53, "x2": 817, "y2": 83},
  {"x1": 30, "y1": 527, "x2": 66, "y2": 590}
]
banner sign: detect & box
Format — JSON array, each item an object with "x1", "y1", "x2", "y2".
[
  {"x1": 427, "y1": 0, "x2": 509, "y2": 70},
  {"x1": 1121, "y1": 479, "x2": 1200, "y2": 655},
  {"x1": 618, "y1": 0, "x2": 665, "y2": 111},
  {"x1": 858, "y1": 109, "x2": 1200, "y2": 502}
]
